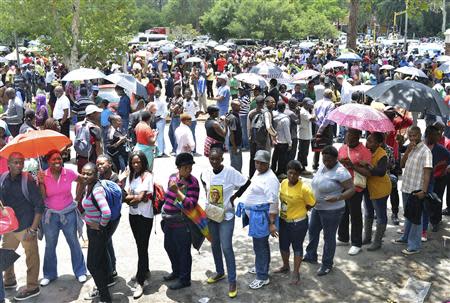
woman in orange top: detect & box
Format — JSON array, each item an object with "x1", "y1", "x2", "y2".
[{"x1": 133, "y1": 110, "x2": 157, "y2": 171}]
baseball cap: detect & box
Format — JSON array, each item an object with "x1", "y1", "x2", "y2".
[
  {"x1": 85, "y1": 105, "x2": 102, "y2": 115},
  {"x1": 254, "y1": 150, "x2": 271, "y2": 164}
]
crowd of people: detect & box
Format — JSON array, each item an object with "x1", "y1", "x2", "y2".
[{"x1": 0, "y1": 40, "x2": 449, "y2": 303}]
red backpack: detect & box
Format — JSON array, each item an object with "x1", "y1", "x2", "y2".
[{"x1": 152, "y1": 183, "x2": 165, "y2": 215}]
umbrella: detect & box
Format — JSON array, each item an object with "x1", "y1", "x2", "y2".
[
  {"x1": 185, "y1": 57, "x2": 203, "y2": 63},
  {"x1": 224, "y1": 42, "x2": 235, "y2": 47},
  {"x1": 175, "y1": 52, "x2": 189, "y2": 59},
  {"x1": 380, "y1": 64, "x2": 395, "y2": 70},
  {"x1": 0, "y1": 249, "x2": 20, "y2": 272},
  {"x1": 62, "y1": 68, "x2": 105, "y2": 81},
  {"x1": 4, "y1": 51, "x2": 24, "y2": 62},
  {"x1": 104, "y1": 73, "x2": 148, "y2": 98},
  {"x1": 261, "y1": 46, "x2": 274, "y2": 52},
  {"x1": 365, "y1": 80, "x2": 448, "y2": 116},
  {"x1": 0, "y1": 57, "x2": 7, "y2": 63},
  {"x1": 336, "y1": 53, "x2": 362, "y2": 62},
  {"x1": 0, "y1": 46, "x2": 10, "y2": 52},
  {"x1": 293, "y1": 69, "x2": 321, "y2": 80},
  {"x1": 249, "y1": 61, "x2": 283, "y2": 79},
  {"x1": 277, "y1": 72, "x2": 294, "y2": 85},
  {"x1": 438, "y1": 61, "x2": 450, "y2": 73},
  {"x1": 207, "y1": 40, "x2": 218, "y2": 48},
  {"x1": 394, "y1": 66, "x2": 428, "y2": 78},
  {"x1": 298, "y1": 41, "x2": 315, "y2": 49},
  {"x1": 235, "y1": 73, "x2": 268, "y2": 87},
  {"x1": 323, "y1": 60, "x2": 346, "y2": 70},
  {"x1": 214, "y1": 45, "x2": 230, "y2": 52},
  {"x1": 327, "y1": 103, "x2": 394, "y2": 132},
  {"x1": 159, "y1": 44, "x2": 175, "y2": 53},
  {"x1": 0, "y1": 130, "x2": 71, "y2": 158},
  {"x1": 436, "y1": 55, "x2": 450, "y2": 63}
]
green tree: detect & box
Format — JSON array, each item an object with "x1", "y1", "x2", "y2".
[
  {"x1": 162, "y1": 0, "x2": 214, "y2": 29},
  {"x1": 200, "y1": 0, "x2": 238, "y2": 39}
]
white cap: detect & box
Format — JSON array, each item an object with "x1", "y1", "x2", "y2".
[
  {"x1": 217, "y1": 74, "x2": 228, "y2": 81},
  {"x1": 85, "y1": 104, "x2": 102, "y2": 115}
]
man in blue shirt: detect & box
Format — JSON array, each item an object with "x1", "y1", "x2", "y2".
[
  {"x1": 115, "y1": 86, "x2": 131, "y2": 133},
  {"x1": 214, "y1": 74, "x2": 230, "y2": 116}
]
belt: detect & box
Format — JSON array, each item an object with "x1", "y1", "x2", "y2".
[{"x1": 282, "y1": 216, "x2": 307, "y2": 223}]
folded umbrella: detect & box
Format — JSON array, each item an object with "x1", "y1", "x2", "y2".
[
  {"x1": 0, "y1": 130, "x2": 71, "y2": 158},
  {"x1": 62, "y1": 68, "x2": 106, "y2": 82},
  {"x1": 365, "y1": 80, "x2": 448, "y2": 116},
  {"x1": 0, "y1": 249, "x2": 20, "y2": 272},
  {"x1": 327, "y1": 103, "x2": 394, "y2": 132}
]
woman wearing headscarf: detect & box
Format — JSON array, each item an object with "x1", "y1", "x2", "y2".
[
  {"x1": 200, "y1": 146, "x2": 250, "y2": 298},
  {"x1": 162, "y1": 153, "x2": 199, "y2": 290},
  {"x1": 35, "y1": 94, "x2": 48, "y2": 128},
  {"x1": 303, "y1": 146, "x2": 355, "y2": 276}
]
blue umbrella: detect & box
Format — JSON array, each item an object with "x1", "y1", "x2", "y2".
[{"x1": 336, "y1": 53, "x2": 362, "y2": 62}]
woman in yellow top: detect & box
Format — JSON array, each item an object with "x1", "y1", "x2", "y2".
[
  {"x1": 275, "y1": 160, "x2": 315, "y2": 284},
  {"x1": 360, "y1": 132, "x2": 392, "y2": 251}
]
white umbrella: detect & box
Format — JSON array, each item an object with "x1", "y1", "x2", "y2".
[
  {"x1": 214, "y1": 45, "x2": 230, "y2": 52},
  {"x1": 0, "y1": 57, "x2": 7, "y2": 63},
  {"x1": 185, "y1": 57, "x2": 203, "y2": 63},
  {"x1": 224, "y1": 42, "x2": 235, "y2": 47},
  {"x1": 105, "y1": 73, "x2": 147, "y2": 98},
  {"x1": 207, "y1": 40, "x2": 218, "y2": 48},
  {"x1": 323, "y1": 60, "x2": 346, "y2": 70},
  {"x1": 235, "y1": 73, "x2": 268, "y2": 87},
  {"x1": 277, "y1": 72, "x2": 294, "y2": 85},
  {"x1": 249, "y1": 61, "x2": 283, "y2": 79},
  {"x1": 293, "y1": 69, "x2": 321, "y2": 80},
  {"x1": 395, "y1": 66, "x2": 428, "y2": 78},
  {"x1": 379, "y1": 64, "x2": 395, "y2": 70},
  {"x1": 261, "y1": 46, "x2": 274, "y2": 52},
  {"x1": 438, "y1": 61, "x2": 450, "y2": 74},
  {"x1": 62, "y1": 68, "x2": 105, "y2": 81},
  {"x1": 4, "y1": 51, "x2": 24, "y2": 62},
  {"x1": 436, "y1": 55, "x2": 450, "y2": 63},
  {"x1": 299, "y1": 41, "x2": 316, "y2": 49}
]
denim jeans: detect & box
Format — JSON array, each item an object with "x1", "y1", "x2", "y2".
[
  {"x1": 189, "y1": 120, "x2": 197, "y2": 153},
  {"x1": 363, "y1": 191, "x2": 388, "y2": 225},
  {"x1": 305, "y1": 207, "x2": 345, "y2": 269},
  {"x1": 208, "y1": 218, "x2": 236, "y2": 283},
  {"x1": 400, "y1": 193, "x2": 422, "y2": 251},
  {"x1": 168, "y1": 117, "x2": 181, "y2": 153},
  {"x1": 252, "y1": 235, "x2": 270, "y2": 280},
  {"x1": 156, "y1": 118, "x2": 166, "y2": 156},
  {"x1": 239, "y1": 115, "x2": 249, "y2": 149},
  {"x1": 43, "y1": 209, "x2": 87, "y2": 280},
  {"x1": 163, "y1": 224, "x2": 192, "y2": 284},
  {"x1": 230, "y1": 149, "x2": 243, "y2": 173}
]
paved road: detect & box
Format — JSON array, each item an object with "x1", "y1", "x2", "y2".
[{"x1": 3, "y1": 119, "x2": 450, "y2": 303}]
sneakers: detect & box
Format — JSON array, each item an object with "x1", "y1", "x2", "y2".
[
  {"x1": 317, "y1": 267, "x2": 332, "y2": 276},
  {"x1": 77, "y1": 274, "x2": 87, "y2": 283},
  {"x1": 421, "y1": 231, "x2": 428, "y2": 242},
  {"x1": 228, "y1": 282, "x2": 238, "y2": 298},
  {"x1": 336, "y1": 240, "x2": 349, "y2": 246},
  {"x1": 40, "y1": 278, "x2": 52, "y2": 287},
  {"x1": 248, "y1": 278, "x2": 270, "y2": 289},
  {"x1": 84, "y1": 289, "x2": 100, "y2": 300},
  {"x1": 14, "y1": 287, "x2": 40, "y2": 301},
  {"x1": 4, "y1": 280, "x2": 17, "y2": 289},
  {"x1": 133, "y1": 283, "x2": 144, "y2": 299},
  {"x1": 206, "y1": 273, "x2": 226, "y2": 284},
  {"x1": 348, "y1": 246, "x2": 361, "y2": 256},
  {"x1": 247, "y1": 267, "x2": 256, "y2": 274},
  {"x1": 402, "y1": 248, "x2": 420, "y2": 255}
]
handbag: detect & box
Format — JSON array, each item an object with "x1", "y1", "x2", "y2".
[
  {"x1": 347, "y1": 146, "x2": 366, "y2": 188},
  {"x1": 0, "y1": 201, "x2": 19, "y2": 235},
  {"x1": 205, "y1": 203, "x2": 224, "y2": 223}
]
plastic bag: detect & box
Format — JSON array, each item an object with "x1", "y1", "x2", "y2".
[
  {"x1": 0, "y1": 201, "x2": 19, "y2": 235},
  {"x1": 398, "y1": 277, "x2": 431, "y2": 303}
]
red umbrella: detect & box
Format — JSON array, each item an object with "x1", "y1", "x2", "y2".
[
  {"x1": 0, "y1": 130, "x2": 71, "y2": 158},
  {"x1": 327, "y1": 103, "x2": 394, "y2": 132}
]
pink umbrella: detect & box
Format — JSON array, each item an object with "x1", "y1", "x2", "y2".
[{"x1": 327, "y1": 103, "x2": 394, "y2": 132}]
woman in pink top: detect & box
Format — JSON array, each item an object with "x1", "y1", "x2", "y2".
[
  {"x1": 37, "y1": 150, "x2": 87, "y2": 287},
  {"x1": 337, "y1": 128, "x2": 372, "y2": 256}
]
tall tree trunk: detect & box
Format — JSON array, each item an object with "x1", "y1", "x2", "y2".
[
  {"x1": 347, "y1": 0, "x2": 359, "y2": 50},
  {"x1": 442, "y1": 0, "x2": 447, "y2": 33},
  {"x1": 69, "y1": 0, "x2": 81, "y2": 70}
]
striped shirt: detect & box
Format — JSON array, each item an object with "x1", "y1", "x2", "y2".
[
  {"x1": 401, "y1": 142, "x2": 433, "y2": 194},
  {"x1": 238, "y1": 95, "x2": 250, "y2": 116},
  {"x1": 163, "y1": 173, "x2": 199, "y2": 215},
  {"x1": 82, "y1": 186, "x2": 111, "y2": 227},
  {"x1": 314, "y1": 98, "x2": 335, "y2": 133}
]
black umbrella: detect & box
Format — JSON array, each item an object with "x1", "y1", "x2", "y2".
[
  {"x1": 365, "y1": 80, "x2": 448, "y2": 116},
  {"x1": 0, "y1": 248, "x2": 20, "y2": 272}
]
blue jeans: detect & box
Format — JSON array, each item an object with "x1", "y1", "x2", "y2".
[
  {"x1": 43, "y1": 209, "x2": 87, "y2": 280},
  {"x1": 230, "y1": 149, "x2": 243, "y2": 173},
  {"x1": 208, "y1": 217, "x2": 236, "y2": 283},
  {"x1": 363, "y1": 192, "x2": 388, "y2": 225},
  {"x1": 156, "y1": 118, "x2": 166, "y2": 156},
  {"x1": 168, "y1": 117, "x2": 181, "y2": 153},
  {"x1": 400, "y1": 193, "x2": 422, "y2": 251},
  {"x1": 305, "y1": 207, "x2": 345, "y2": 269},
  {"x1": 189, "y1": 120, "x2": 197, "y2": 153},
  {"x1": 239, "y1": 115, "x2": 249, "y2": 149},
  {"x1": 252, "y1": 235, "x2": 270, "y2": 280}
]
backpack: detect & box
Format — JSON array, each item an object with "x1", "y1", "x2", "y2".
[
  {"x1": 91, "y1": 180, "x2": 122, "y2": 221},
  {"x1": 74, "y1": 122, "x2": 92, "y2": 158},
  {"x1": 152, "y1": 183, "x2": 165, "y2": 215},
  {"x1": 251, "y1": 110, "x2": 268, "y2": 148},
  {"x1": 0, "y1": 171, "x2": 30, "y2": 201}
]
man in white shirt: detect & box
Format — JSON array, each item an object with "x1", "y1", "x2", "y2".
[
  {"x1": 154, "y1": 88, "x2": 167, "y2": 157},
  {"x1": 175, "y1": 113, "x2": 195, "y2": 155},
  {"x1": 183, "y1": 89, "x2": 199, "y2": 154},
  {"x1": 298, "y1": 98, "x2": 315, "y2": 173},
  {"x1": 53, "y1": 85, "x2": 71, "y2": 137}
]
